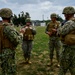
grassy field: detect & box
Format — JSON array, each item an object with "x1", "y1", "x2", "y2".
[{"x1": 15, "y1": 26, "x2": 60, "y2": 75}]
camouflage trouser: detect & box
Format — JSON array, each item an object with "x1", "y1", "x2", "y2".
[
  {"x1": 1, "y1": 48, "x2": 16, "y2": 75},
  {"x1": 58, "y1": 45, "x2": 75, "y2": 75},
  {"x1": 22, "y1": 40, "x2": 33, "y2": 60},
  {"x1": 49, "y1": 37, "x2": 61, "y2": 62}
]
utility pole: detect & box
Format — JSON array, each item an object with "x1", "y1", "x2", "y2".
[{"x1": 42, "y1": 14, "x2": 44, "y2": 21}]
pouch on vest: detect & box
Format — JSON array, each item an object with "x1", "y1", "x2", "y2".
[
  {"x1": 23, "y1": 28, "x2": 34, "y2": 40},
  {"x1": 64, "y1": 30, "x2": 75, "y2": 45}
]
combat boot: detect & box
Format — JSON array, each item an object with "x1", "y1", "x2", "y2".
[
  {"x1": 26, "y1": 58, "x2": 32, "y2": 64},
  {"x1": 47, "y1": 59, "x2": 53, "y2": 67},
  {"x1": 47, "y1": 62, "x2": 53, "y2": 67},
  {"x1": 27, "y1": 60, "x2": 32, "y2": 64},
  {"x1": 56, "y1": 63, "x2": 60, "y2": 68}
]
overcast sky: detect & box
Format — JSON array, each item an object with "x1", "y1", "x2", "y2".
[{"x1": 0, "y1": 0, "x2": 75, "y2": 20}]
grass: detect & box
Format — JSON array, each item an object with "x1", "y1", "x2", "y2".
[{"x1": 16, "y1": 26, "x2": 70, "y2": 75}]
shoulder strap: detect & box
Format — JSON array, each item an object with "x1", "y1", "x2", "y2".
[{"x1": 0, "y1": 24, "x2": 5, "y2": 53}]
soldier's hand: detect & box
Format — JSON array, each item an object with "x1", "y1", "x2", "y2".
[
  {"x1": 29, "y1": 26, "x2": 32, "y2": 29},
  {"x1": 52, "y1": 28, "x2": 57, "y2": 32},
  {"x1": 47, "y1": 32, "x2": 52, "y2": 36},
  {"x1": 20, "y1": 33, "x2": 23, "y2": 37},
  {"x1": 20, "y1": 27, "x2": 25, "y2": 33},
  {"x1": 25, "y1": 26, "x2": 28, "y2": 29}
]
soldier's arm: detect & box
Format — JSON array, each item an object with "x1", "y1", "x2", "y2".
[
  {"x1": 32, "y1": 29, "x2": 36, "y2": 35},
  {"x1": 57, "y1": 22, "x2": 62, "y2": 35},
  {"x1": 60, "y1": 20, "x2": 75, "y2": 36},
  {"x1": 29, "y1": 25, "x2": 36, "y2": 35},
  {"x1": 3, "y1": 26, "x2": 22, "y2": 44},
  {"x1": 45, "y1": 23, "x2": 53, "y2": 36},
  {"x1": 57, "y1": 21, "x2": 61, "y2": 28},
  {"x1": 45, "y1": 23, "x2": 49, "y2": 34}
]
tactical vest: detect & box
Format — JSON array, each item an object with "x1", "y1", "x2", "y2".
[
  {"x1": 48, "y1": 21, "x2": 60, "y2": 36},
  {"x1": 23, "y1": 28, "x2": 34, "y2": 41},
  {"x1": 0, "y1": 24, "x2": 15, "y2": 53}
]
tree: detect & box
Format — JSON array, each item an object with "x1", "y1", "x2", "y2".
[
  {"x1": 12, "y1": 14, "x2": 18, "y2": 26},
  {"x1": 12, "y1": 11, "x2": 31, "y2": 26},
  {"x1": 25, "y1": 12, "x2": 30, "y2": 18},
  {"x1": 57, "y1": 15, "x2": 63, "y2": 22}
]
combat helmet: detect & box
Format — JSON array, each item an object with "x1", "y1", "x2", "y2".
[
  {"x1": 25, "y1": 18, "x2": 31, "y2": 23},
  {"x1": 0, "y1": 8, "x2": 13, "y2": 18},
  {"x1": 50, "y1": 13, "x2": 57, "y2": 18},
  {"x1": 62, "y1": 6, "x2": 75, "y2": 14}
]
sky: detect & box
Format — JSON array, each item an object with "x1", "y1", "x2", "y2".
[{"x1": 0, "y1": 0, "x2": 75, "y2": 20}]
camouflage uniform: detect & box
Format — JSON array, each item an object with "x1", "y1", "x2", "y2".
[
  {"x1": 45, "y1": 13, "x2": 61, "y2": 65},
  {"x1": 22, "y1": 40, "x2": 33, "y2": 61},
  {"x1": 58, "y1": 6, "x2": 75, "y2": 75},
  {"x1": 0, "y1": 8, "x2": 21, "y2": 75},
  {"x1": 20, "y1": 18, "x2": 36, "y2": 63}
]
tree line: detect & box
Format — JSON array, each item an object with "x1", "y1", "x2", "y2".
[{"x1": 12, "y1": 11, "x2": 63, "y2": 26}]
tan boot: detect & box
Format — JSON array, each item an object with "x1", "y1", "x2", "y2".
[
  {"x1": 56, "y1": 63, "x2": 60, "y2": 68},
  {"x1": 47, "y1": 62, "x2": 53, "y2": 67},
  {"x1": 27, "y1": 61, "x2": 32, "y2": 64},
  {"x1": 26, "y1": 58, "x2": 32, "y2": 64}
]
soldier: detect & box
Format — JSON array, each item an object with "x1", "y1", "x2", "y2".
[
  {"x1": 45, "y1": 13, "x2": 61, "y2": 67},
  {"x1": 20, "y1": 18, "x2": 36, "y2": 64},
  {"x1": 58, "y1": 6, "x2": 75, "y2": 75},
  {"x1": 0, "y1": 8, "x2": 21, "y2": 75}
]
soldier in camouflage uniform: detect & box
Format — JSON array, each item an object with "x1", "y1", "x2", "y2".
[
  {"x1": 45, "y1": 13, "x2": 61, "y2": 67},
  {"x1": 0, "y1": 8, "x2": 21, "y2": 75},
  {"x1": 58, "y1": 6, "x2": 75, "y2": 75},
  {"x1": 20, "y1": 18, "x2": 36, "y2": 64}
]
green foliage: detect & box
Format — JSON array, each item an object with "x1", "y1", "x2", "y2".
[
  {"x1": 57, "y1": 15, "x2": 63, "y2": 22},
  {"x1": 45, "y1": 20, "x2": 50, "y2": 26},
  {"x1": 12, "y1": 14, "x2": 18, "y2": 26},
  {"x1": 12, "y1": 12, "x2": 30, "y2": 26}
]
